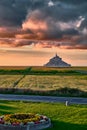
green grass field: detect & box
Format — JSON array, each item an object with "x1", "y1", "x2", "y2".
[
  {"x1": 0, "y1": 74, "x2": 87, "y2": 97},
  {"x1": 17, "y1": 75, "x2": 87, "y2": 91},
  {"x1": 0, "y1": 66, "x2": 87, "y2": 71},
  {"x1": 0, "y1": 75, "x2": 23, "y2": 88},
  {"x1": 0, "y1": 66, "x2": 87, "y2": 75},
  {"x1": 0, "y1": 101, "x2": 87, "y2": 130},
  {"x1": 0, "y1": 66, "x2": 87, "y2": 97}
]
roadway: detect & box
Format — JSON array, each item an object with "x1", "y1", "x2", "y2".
[{"x1": 0, "y1": 94, "x2": 87, "y2": 104}]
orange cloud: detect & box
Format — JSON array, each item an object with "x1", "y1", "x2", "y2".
[
  {"x1": 22, "y1": 10, "x2": 50, "y2": 40},
  {"x1": 22, "y1": 19, "x2": 47, "y2": 31}
]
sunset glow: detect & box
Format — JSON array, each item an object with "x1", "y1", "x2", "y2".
[{"x1": 0, "y1": 0, "x2": 87, "y2": 66}]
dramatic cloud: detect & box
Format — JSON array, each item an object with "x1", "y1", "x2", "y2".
[
  {"x1": 0, "y1": 0, "x2": 87, "y2": 49},
  {"x1": 0, "y1": 38, "x2": 34, "y2": 47}
]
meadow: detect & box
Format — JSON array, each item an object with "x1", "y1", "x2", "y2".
[
  {"x1": 0, "y1": 100, "x2": 87, "y2": 130},
  {"x1": 0, "y1": 66, "x2": 87, "y2": 97},
  {"x1": 0, "y1": 75, "x2": 23, "y2": 88},
  {"x1": 0, "y1": 66, "x2": 87, "y2": 75}
]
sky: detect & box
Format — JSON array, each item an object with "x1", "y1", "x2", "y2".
[{"x1": 0, "y1": 0, "x2": 87, "y2": 66}]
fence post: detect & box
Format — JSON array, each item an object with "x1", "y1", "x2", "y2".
[{"x1": 65, "y1": 101, "x2": 69, "y2": 106}]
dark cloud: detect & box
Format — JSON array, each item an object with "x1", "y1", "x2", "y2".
[
  {"x1": 0, "y1": 0, "x2": 87, "y2": 49},
  {"x1": 0, "y1": 0, "x2": 32, "y2": 27},
  {"x1": 57, "y1": 0, "x2": 87, "y2": 5}
]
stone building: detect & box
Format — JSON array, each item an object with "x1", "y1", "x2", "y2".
[{"x1": 44, "y1": 54, "x2": 71, "y2": 67}]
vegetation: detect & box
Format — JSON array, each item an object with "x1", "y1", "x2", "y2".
[
  {"x1": 17, "y1": 75, "x2": 87, "y2": 91},
  {"x1": 0, "y1": 66, "x2": 87, "y2": 97},
  {"x1": 0, "y1": 101, "x2": 87, "y2": 130},
  {"x1": 0, "y1": 74, "x2": 87, "y2": 97},
  {"x1": 0, "y1": 66, "x2": 87, "y2": 75},
  {"x1": 1, "y1": 113, "x2": 47, "y2": 125},
  {"x1": 0, "y1": 75, "x2": 23, "y2": 88}
]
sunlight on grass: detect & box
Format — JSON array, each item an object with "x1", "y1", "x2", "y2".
[
  {"x1": 17, "y1": 75, "x2": 87, "y2": 92},
  {"x1": 0, "y1": 101, "x2": 87, "y2": 130}
]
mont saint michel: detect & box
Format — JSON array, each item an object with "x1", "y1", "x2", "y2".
[{"x1": 44, "y1": 54, "x2": 71, "y2": 67}]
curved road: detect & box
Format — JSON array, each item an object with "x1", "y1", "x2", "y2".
[{"x1": 0, "y1": 94, "x2": 87, "y2": 104}]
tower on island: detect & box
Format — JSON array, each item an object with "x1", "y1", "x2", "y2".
[{"x1": 44, "y1": 53, "x2": 71, "y2": 67}]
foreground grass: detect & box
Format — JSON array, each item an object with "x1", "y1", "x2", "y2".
[{"x1": 0, "y1": 101, "x2": 87, "y2": 130}]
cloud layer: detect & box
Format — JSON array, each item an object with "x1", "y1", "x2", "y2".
[{"x1": 0, "y1": 0, "x2": 87, "y2": 49}]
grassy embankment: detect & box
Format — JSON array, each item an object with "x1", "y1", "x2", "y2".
[
  {"x1": 0, "y1": 101, "x2": 87, "y2": 130},
  {"x1": 0, "y1": 66, "x2": 87, "y2": 97}
]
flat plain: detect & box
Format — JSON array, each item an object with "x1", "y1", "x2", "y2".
[{"x1": 0, "y1": 66, "x2": 87, "y2": 97}]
